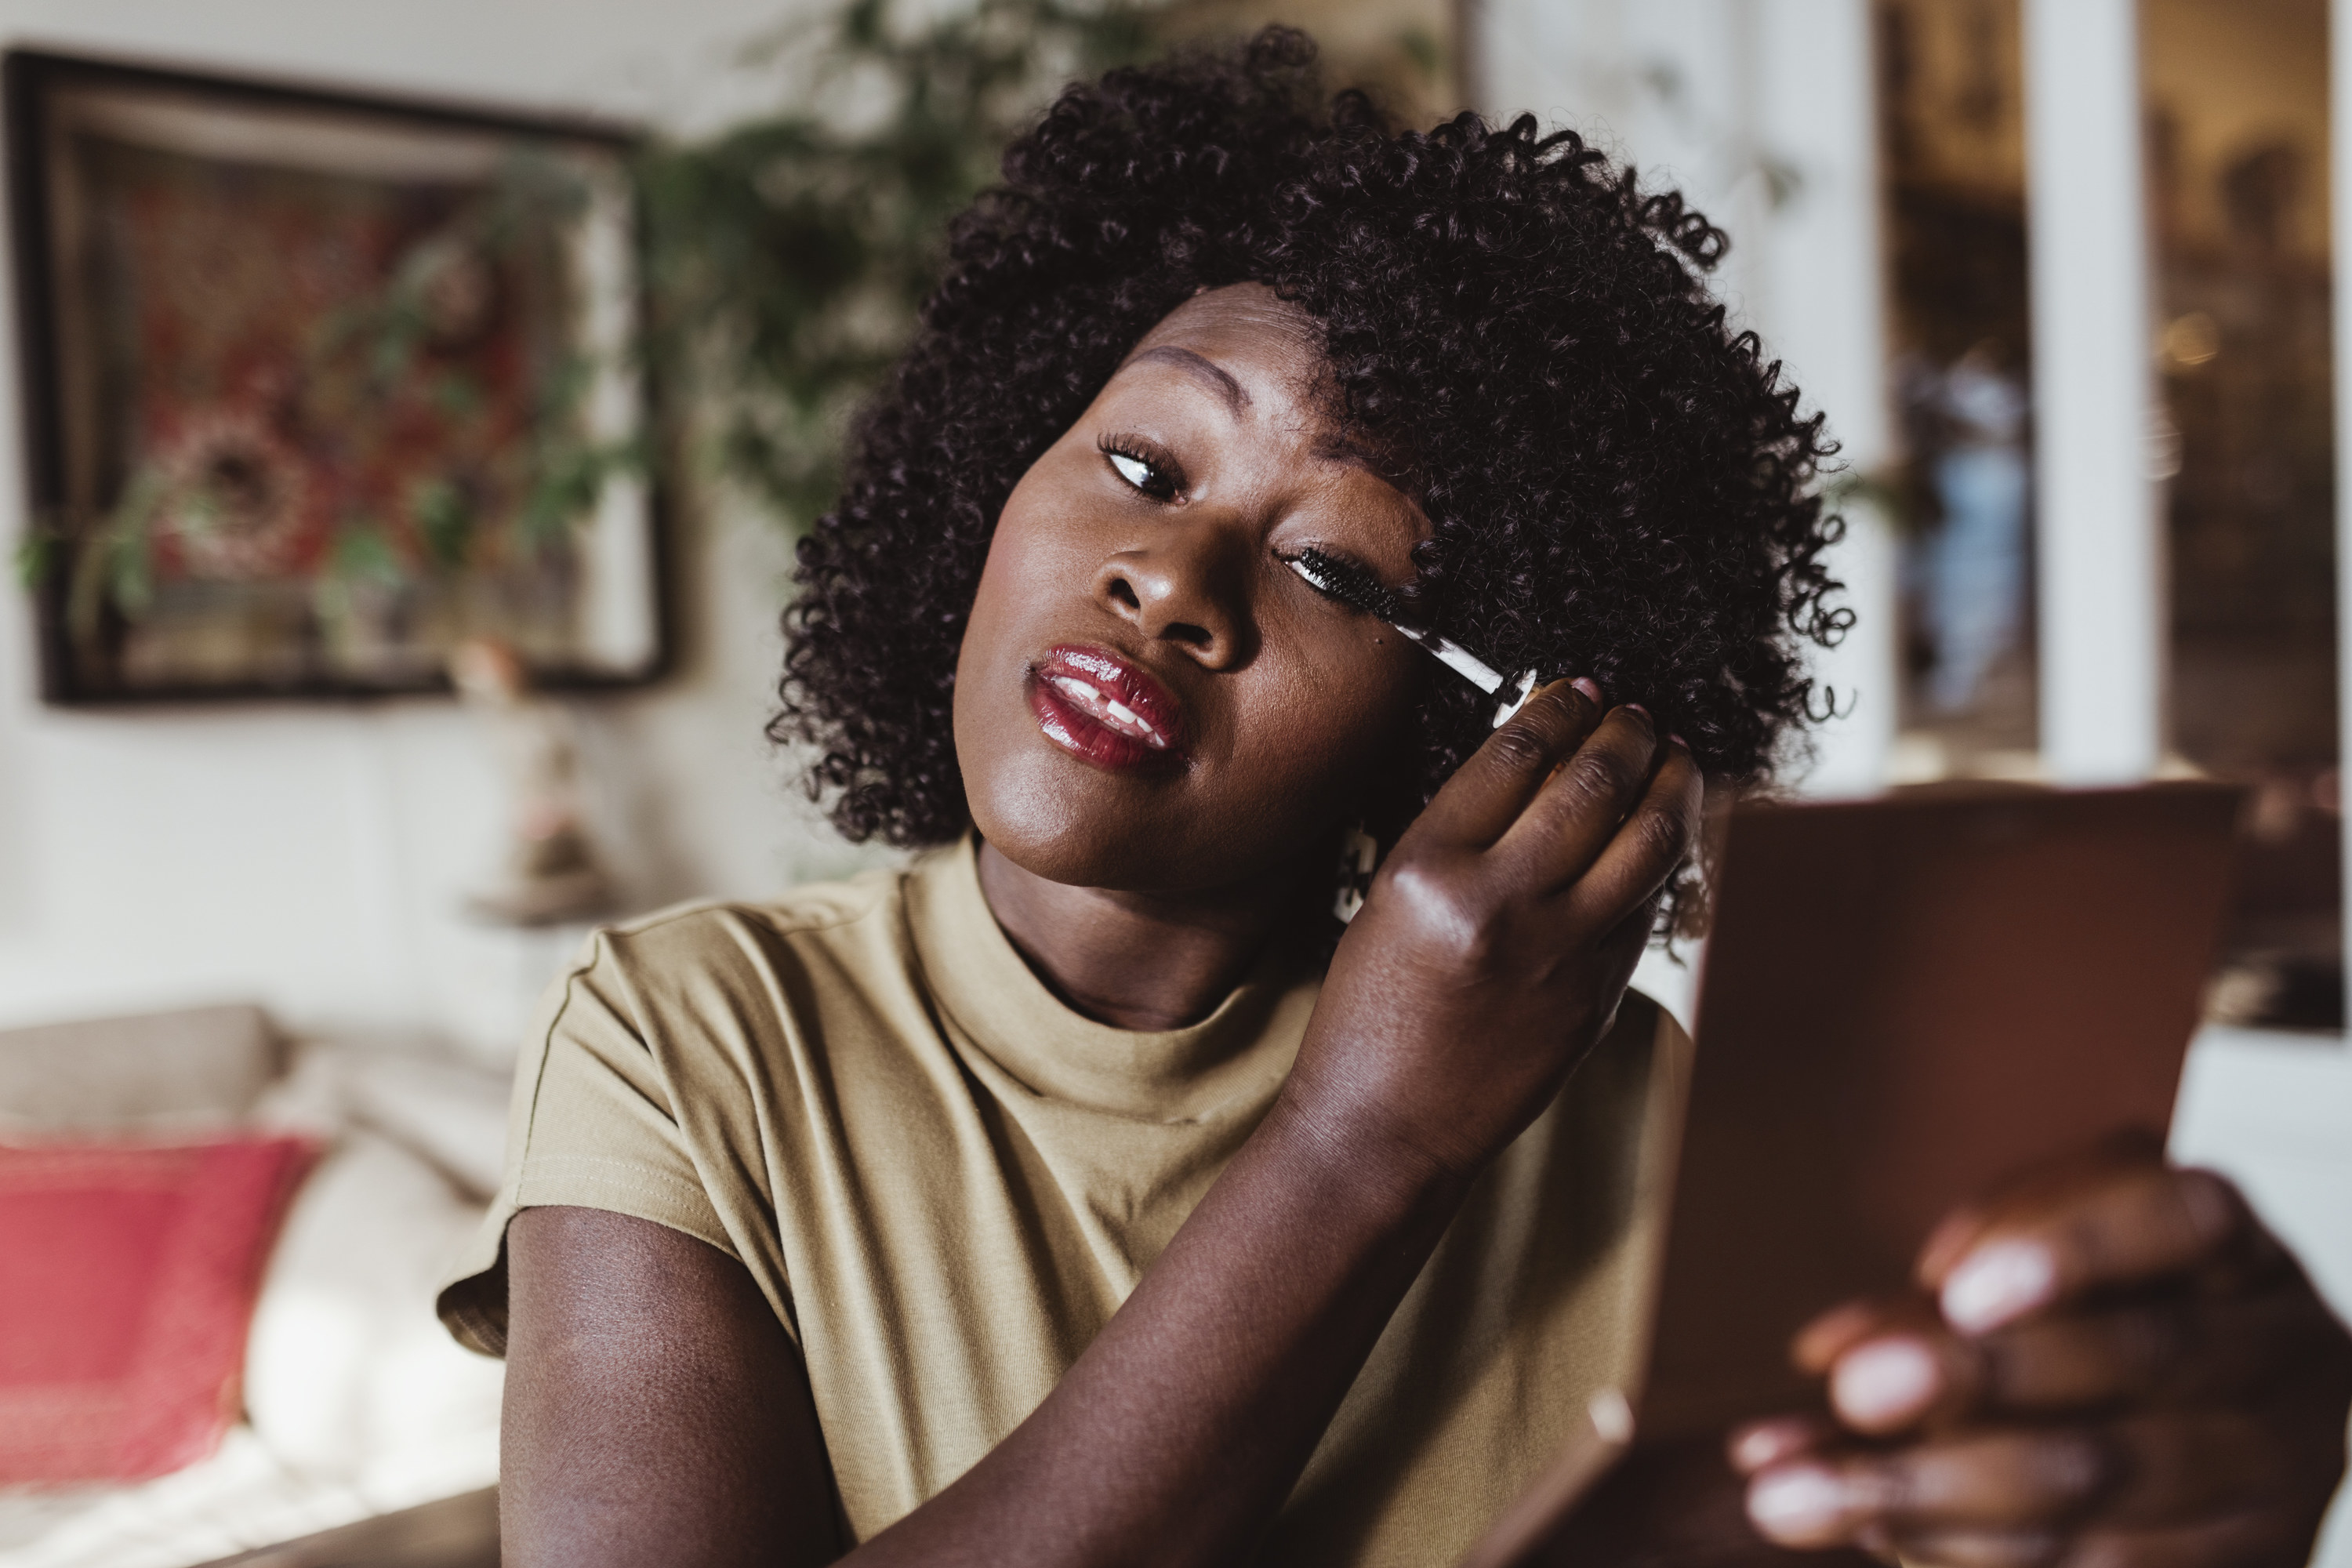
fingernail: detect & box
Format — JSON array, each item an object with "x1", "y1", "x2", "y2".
[
  {"x1": 1728, "y1": 1418, "x2": 1809, "y2": 1472},
  {"x1": 1668, "y1": 732, "x2": 1690, "y2": 749},
  {"x1": 1747, "y1": 1465, "x2": 1846, "y2": 1541},
  {"x1": 1941, "y1": 1239, "x2": 2056, "y2": 1333},
  {"x1": 1831, "y1": 1336, "x2": 1938, "y2": 1428},
  {"x1": 1571, "y1": 677, "x2": 1603, "y2": 702}
]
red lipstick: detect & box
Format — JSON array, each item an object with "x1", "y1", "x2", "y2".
[{"x1": 1028, "y1": 644, "x2": 1186, "y2": 772}]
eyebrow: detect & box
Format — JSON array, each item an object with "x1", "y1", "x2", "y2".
[{"x1": 1123, "y1": 345, "x2": 1251, "y2": 411}]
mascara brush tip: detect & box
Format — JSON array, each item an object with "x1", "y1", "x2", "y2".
[
  {"x1": 1288, "y1": 547, "x2": 1405, "y2": 624},
  {"x1": 1287, "y1": 547, "x2": 1523, "y2": 706}
]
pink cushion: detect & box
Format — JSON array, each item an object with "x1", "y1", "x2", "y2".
[{"x1": 0, "y1": 1137, "x2": 317, "y2": 1483}]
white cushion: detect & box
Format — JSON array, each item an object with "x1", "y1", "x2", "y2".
[
  {"x1": 339, "y1": 1053, "x2": 510, "y2": 1202},
  {"x1": 241, "y1": 1131, "x2": 503, "y2": 1482},
  {"x1": 249, "y1": 1042, "x2": 509, "y2": 1201}
]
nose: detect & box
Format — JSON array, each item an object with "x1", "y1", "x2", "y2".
[{"x1": 1095, "y1": 525, "x2": 1253, "y2": 670}]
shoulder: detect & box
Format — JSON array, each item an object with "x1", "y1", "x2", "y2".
[
  {"x1": 573, "y1": 862, "x2": 913, "y2": 988},
  {"x1": 538, "y1": 858, "x2": 928, "y2": 1057},
  {"x1": 603, "y1": 860, "x2": 909, "y2": 957}
]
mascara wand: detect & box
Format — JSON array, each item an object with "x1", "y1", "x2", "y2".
[{"x1": 1287, "y1": 549, "x2": 1541, "y2": 728}]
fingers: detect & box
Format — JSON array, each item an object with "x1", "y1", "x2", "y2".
[
  {"x1": 1540, "y1": 728, "x2": 1702, "y2": 918},
  {"x1": 1751, "y1": 1156, "x2": 2349, "y2": 1568},
  {"x1": 1405, "y1": 680, "x2": 1691, "y2": 927},
  {"x1": 1792, "y1": 1297, "x2": 1970, "y2": 1434},
  {"x1": 1849, "y1": 1519, "x2": 2299, "y2": 1568},
  {"x1": 1791, "y1": 1281, "x2": 2344, "y2": 1437},
  {"x1": 1982, "y1": 1290, "x2": 2336, "y2": 1421},
  {"x1": 1797, "y1": 1294, "x2": 1946, "y2": 1375},
  {"x1": 1414, "y1": 678, "x2": 1606, "y2": 848},
  {"x1": 1746, "y1": 1410, "x2": 2304, "y2": 1548},
  {"x1": 1728, "y1": 1414, "x2": 1840, "y2": 1474},
  {"x1": 1747, "y1": 1428, "x2": 2110, "y2": 1548},
  {"x1": 1927, "y1": 1166, "x2": 2259, "y2": 1334},
  {"x1": 1915, "y1": 1134, "x2": 2169, "y2": 1285},
  {"x1": 1789, "y1": 1510, "x2": 2308, "y2": 1568},
  {"x1": 1486, "y1": 695, "x2": 1666, "y2": 872},
  {"x1": 1872, "y1": 1526, "x2": 2065, "y2": 1568}
]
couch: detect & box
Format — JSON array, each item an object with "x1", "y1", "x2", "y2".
[{"x1": 0, "y1": 1004, "x2": 509, "y2": 1567}]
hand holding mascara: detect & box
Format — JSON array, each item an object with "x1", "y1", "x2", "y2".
[{"x1": 1283, "y1": 678, "x2": 1700, "y2": 1181}]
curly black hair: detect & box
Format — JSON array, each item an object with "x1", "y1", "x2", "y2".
[{"x1": 775, "y1": 27, "x2": 1847, "y2": 927}]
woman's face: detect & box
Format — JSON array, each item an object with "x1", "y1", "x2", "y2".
[{"x1": 954, "y1": 283, "x2": 1430, "y2": 895}]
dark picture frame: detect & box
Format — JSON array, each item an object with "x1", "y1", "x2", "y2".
[{"x1": 5, "y1": 49, "x2": 672, "y2": 704}]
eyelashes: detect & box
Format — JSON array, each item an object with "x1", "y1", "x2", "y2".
[{"x1": 1097, "y1": 434, "x2": 1181, "y2": 502}]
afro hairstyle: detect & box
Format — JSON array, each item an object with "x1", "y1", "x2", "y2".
[{"x1": 775, "y1": 27, "x2": 1849, "y2": 930}]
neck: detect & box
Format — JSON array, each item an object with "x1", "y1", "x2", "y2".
[{"x1": 975, "y1": 839, "x2": 1318, "y2": 1032}]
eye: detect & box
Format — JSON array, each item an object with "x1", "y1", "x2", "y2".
[{"x1": 1098, "y1": 435, "x2": 1181, "y2": 502}]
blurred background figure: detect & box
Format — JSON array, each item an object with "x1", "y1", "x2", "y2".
[
  {"x1": 1875, "y1": 0, "x2": 2041, "y2": 775},
  {"x1": 1900, "y1": 341, "x2": 2031, "y2": 716}
]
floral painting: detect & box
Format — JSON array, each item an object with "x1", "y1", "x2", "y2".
[{"x1": 9, "y1": 53, "x2": 666, "y2": 702}]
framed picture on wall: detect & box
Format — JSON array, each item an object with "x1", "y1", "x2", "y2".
[{"x1": 5, "y1": 49, "x2": 669, "y2": 703}]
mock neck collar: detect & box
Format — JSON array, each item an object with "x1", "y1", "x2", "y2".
[{"x1": 903, "y1": 837, "x2": 1318, "y2": 1121}]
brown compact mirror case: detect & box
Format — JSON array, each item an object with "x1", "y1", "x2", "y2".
[{"x1": 1465, "y1": 782, "x2": 2245, "y2": 1567}]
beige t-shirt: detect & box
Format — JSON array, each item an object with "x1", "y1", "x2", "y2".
[{"x1": 440, "y1": 837, "x2": 1690, "y2": 1565}]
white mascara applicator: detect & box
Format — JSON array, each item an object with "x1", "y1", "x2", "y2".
[{"x1": 1286, "y1": 548, "x2": 1541, "y2": 728}]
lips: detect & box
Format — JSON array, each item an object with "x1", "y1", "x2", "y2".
[{"x1": 1028, "y1": 644, "x2": 1186, "y2": 771}]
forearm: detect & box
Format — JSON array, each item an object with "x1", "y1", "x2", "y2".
[{"x1": 850, "y1": 1088, "x2": 1472, "y2": 1568}]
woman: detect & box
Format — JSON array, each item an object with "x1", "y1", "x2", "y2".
[{"x1": 441, "y1": 32, "x2": 2351, "y2": 1566}]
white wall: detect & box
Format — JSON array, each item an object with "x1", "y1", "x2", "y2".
[{"x1": 0, "y1": 0, "x2": 890, "y2": 1058}]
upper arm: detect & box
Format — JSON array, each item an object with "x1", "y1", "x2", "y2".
[
  {"x1": 502, "y1": 1205, "x2": 843, "y2": 1568},
  {"x1": 442, "y1": 935, "x2": 741, "y2": 1357}
]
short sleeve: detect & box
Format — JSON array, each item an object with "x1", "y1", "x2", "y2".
[{"x1": 437, "y1": 929, "x2": 735, "y2": 1356}]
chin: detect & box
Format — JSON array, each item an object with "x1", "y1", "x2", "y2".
[
  {"x1": 966, "y1": 750, "x2": 1188, "y2": 891},
  {"x1": 965, "y1": 752, "x2": 1320, "y2": 898}
]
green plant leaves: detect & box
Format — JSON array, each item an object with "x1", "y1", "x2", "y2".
[{"x1": 633, "y1": 0, "x2": 1163, "y2": 530}]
